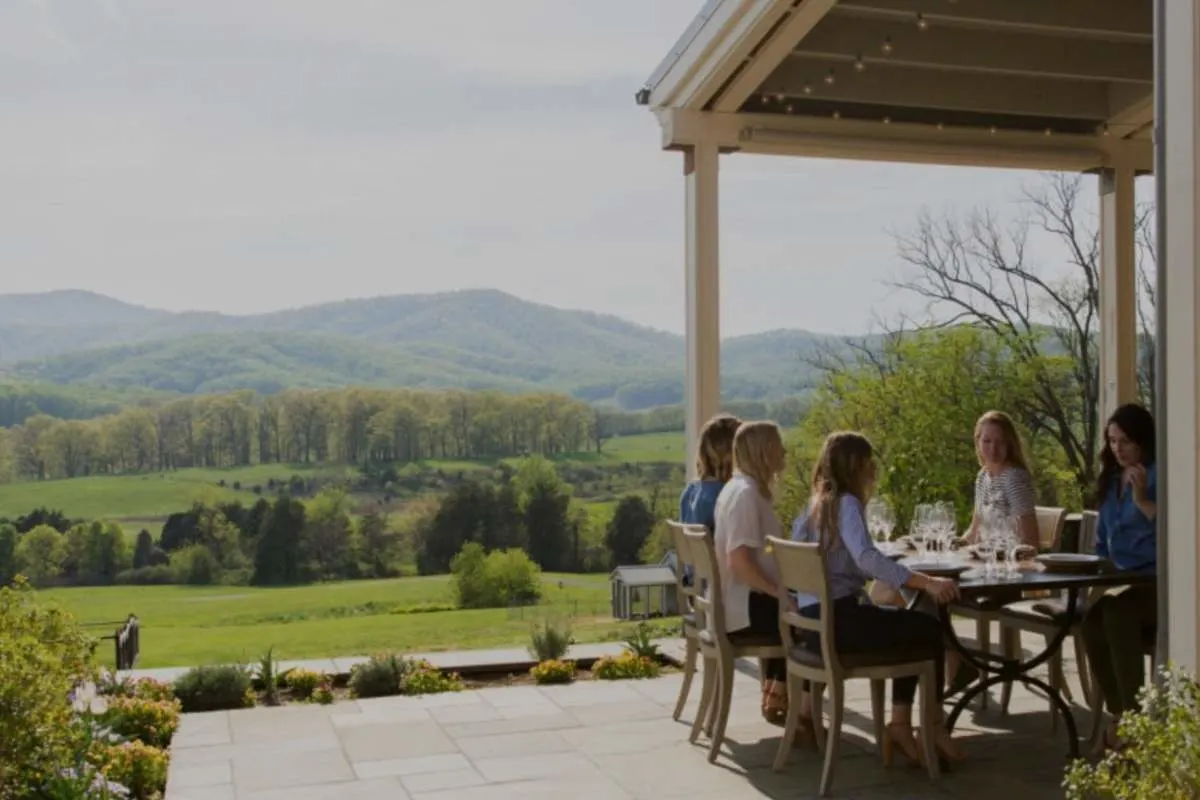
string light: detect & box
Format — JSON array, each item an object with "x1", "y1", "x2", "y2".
[
  {"x1": 1044, "y1": 128, "x2": 1053, "y2": 137},
  {"x1": 785, "y1": 103, "x2": 794, "y2": 113},
  {"x1": 1102, "y1": 124, "x2": 1112, "y2": 137},
  {"x1": 824, "y1": 69, "x2": 836, "y2": 86},
  {"x1": 882, "y1": 116, "x2": 891, "y2": 124},
  {"x1": 832, "y1": 110, "x2": 841, "y2": 119},
  {"x1": 775, "y1": 93, "x2": 785, "y2": 103},
  {"x1": 916, "y1": 12, "x2": 929, "y2": 31},
  {"x1": 854, "y1": 55, "x2": 867, "y2": 73},
  {"x1": 989, "y1": 125, "x2": 997, "y2": 135},
  {"x1": 803, "y1": 82, "x2": 813, "y2": 95},
  {"x1": 761, "y1": 94, "x2": 770, "y2": 104},
  {"x1": 881, "y1": 37, "x2": 894, "y2": 56},
  {"x1": 936, "y1": 122, "x2": 945, "y2": 131}
]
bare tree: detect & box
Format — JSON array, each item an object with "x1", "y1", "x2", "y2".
[{"x1": 888, "y1": 173, "x2": 1154, "y2": 492}]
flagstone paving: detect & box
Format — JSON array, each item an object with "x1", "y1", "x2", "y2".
[{"x1": 165, "y1": 632, "x2": 1090, "y2": 800}]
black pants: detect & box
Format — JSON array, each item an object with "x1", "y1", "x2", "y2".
[
  {"x1": 744, "y1": 591, "x2": 787, "y2": 682},
  {"x1": 800, "y1": 596, "x2": 944, "y2": 705},
  {"x1": 1082, "y1": 585, "x2": 1157, "y2": 716}
]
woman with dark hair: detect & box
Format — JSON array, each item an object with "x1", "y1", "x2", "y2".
[{"x1": 1081, "y1": 402, "x2": 1158, "y2": 754}]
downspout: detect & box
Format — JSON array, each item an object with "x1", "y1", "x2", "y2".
[{"x1": 1153, "y1": 0, "x2": 1169, "y2": 677}]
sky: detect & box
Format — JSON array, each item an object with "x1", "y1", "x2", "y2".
[{"x1": 0, "y1": 0, "x2": 1141, "y2": 336}]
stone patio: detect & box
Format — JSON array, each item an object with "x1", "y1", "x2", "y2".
[{"x1": 165, "y1": 633, "x2": 1091, "y2": 800}]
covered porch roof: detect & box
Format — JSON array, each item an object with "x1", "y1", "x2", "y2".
[{"x1": 637, "y1": 0, "x2": 1153, "y2": 172}]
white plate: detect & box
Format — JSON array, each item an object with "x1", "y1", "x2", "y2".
[{"x1": 1038, "y1": 553, "x2": 1102, "y2": 563}]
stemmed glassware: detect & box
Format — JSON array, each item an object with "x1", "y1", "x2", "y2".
[{"x1": 866, "y1": 497, "x2": 896, "y2": 547}]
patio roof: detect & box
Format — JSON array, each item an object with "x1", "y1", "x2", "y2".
[{"x1": 637, "y1": 0, "x2": 1153, "y2": 172}]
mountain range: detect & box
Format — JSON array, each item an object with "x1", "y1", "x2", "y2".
[{"x1": 0, "y1": 290, "x2": 856, "y2": 409}]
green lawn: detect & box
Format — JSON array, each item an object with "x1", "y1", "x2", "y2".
[
  {"x1": 600, "y1": 431, "x2": 685, "y2": 463},
  {"x1": 41, "y1": 573, "x2": 649, "y2": 668}
]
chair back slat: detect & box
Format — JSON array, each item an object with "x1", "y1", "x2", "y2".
[
  {"x1": 1078, "y1": 510, "x2": 1100, "y2": 555},
  {"x1": 667, "y1": 521, "x2": 704, "y2": 610},
  {"x1": 1034, "y1": 506, "x2": 1068, "y2": 551},
  {"x1": 682, "y1": 528, "x2": 725, "y2": 638},
  {"x1": 769, "y1": 536, "x2": 839, "y2": 673}
]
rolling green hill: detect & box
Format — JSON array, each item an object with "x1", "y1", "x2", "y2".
[{"x1": 0, "y1": 289, "x2": 854, "y2": 408}]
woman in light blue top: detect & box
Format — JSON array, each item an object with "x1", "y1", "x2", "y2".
[
  {"x1": 792, "y1": 431, "x2": 965, "y2": 766},
  {"x1": 678, "y1": 413, "x2": 742, "y2": 538}
]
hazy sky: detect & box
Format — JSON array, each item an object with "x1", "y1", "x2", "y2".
[{"x1": 0, "y1": 0, "x2": 1136, "y2": 336}]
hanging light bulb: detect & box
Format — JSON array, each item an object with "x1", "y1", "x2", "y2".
[
  {"x1": 775, "y1": 93, "x2": 785, "y2": 103},
  {"x1": 882, "y1": 116, "x2": 891, "y2": 125},
  {"x1": 803, "y1": 82, "x2": 813, "y2": 95},
  {"x1": 854, "y1": 55, "x2": 866, "y2": 73},
  {"x1": 785, "y1": 103, "x2": 795, "y2": 113},
  {"x1": 1044, "y1": 128, "x2": 1053, "y2": 137},
  {"x1": 936, "y1": 122, "x2": 945, "y2": 131},
  {"x1": 916, "y1": 12, "x2": 929, "y2": 31},
  {"x1": 824, "y1": 69, "x2": 836, "y2": 85},
  {"x1": 761, "y1": 94, "x2": 770, "y2": 104},
  {"x1": 881, "y1": 37, "x2": 894, "y2": 56},
  {"x1": 832, "y1": 110, "x2": 841, "y2": 119},
  {"x1": 989, "y1": 125, "x2": 998, "y2": 135},
  {"x1": 1102, "y1": 124, "x2": 1112, "y2": 137}
]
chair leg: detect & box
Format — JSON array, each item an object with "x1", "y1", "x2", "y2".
[
  {"x1": 870, "y1": 679, "x2": 886, "y2": 766},
  {"x1": 1074, "y1": 632, "x2": 1095, "y2": 710},
  {"x1": 810, "y1": 682, "x2": 825, "y2": 755},
  {"x1": 773, "y1": 673, "x2": 803, "y2": 772},
  {"x1": 1000, "y1": 626, "x2": 1019, "y2": 715},
  {"x1": 689, "y1": 656, "x2": 715, "y2": 744},
  {"x1": 919, "y1": 669, "x2": 940, "y2": 781},
  {"x1": 673, "y1": 634, "x2": 698, "y2": 721},
  {"x1": 817, "y1": 680, "x2": 843, "y2": 797},
  {"x1": 977, "y1": 617, "x2": 991, "y2": 710},
  {"x1": 707, "y1": 655, "x2": 736, "y2": 764}
]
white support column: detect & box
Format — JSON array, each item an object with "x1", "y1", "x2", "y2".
[
  {"x1": 684, "y1": 142, "x2": 721, "y2": 480},
  {"x1": 1098, "y1": 167, "x2": 1139, "y2": 422},
  {"x1": 1161, "y1": 0, "x2": 1200, "y2": 671}
]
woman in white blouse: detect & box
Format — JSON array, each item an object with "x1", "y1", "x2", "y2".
[{"x1": 712, "y1": 421, "x2": 803, "y2": 730}]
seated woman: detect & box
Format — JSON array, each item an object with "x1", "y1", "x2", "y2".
[
  {"x1": 712, "y1": 421, "x2": 797, "y2": 730},
  {"x1": 679, "y1": 413, "x2": 742, "y2": 544},
  {"x1": 791, "y1": 431, "x2": 965, "y2": 765},
  {"x1": 1082, "y1": 403, "x2": 1157, "y2": 754},
  {"x1": 961, "y1": 410, "x2": 1039, "y2": 549}
]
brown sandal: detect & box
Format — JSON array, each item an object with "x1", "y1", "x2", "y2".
[{"x1": 761, "y1": 681, "x2": 787, "y2": 726}]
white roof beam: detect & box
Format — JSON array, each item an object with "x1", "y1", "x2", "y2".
[
  {"x1": 656, "y1": 109, "x2": 1151, "y2": 172},
  {"x1": 834, "y1": 0, "x2": 1152, "y2": 42},
  {"x1": 759, "y1": 64, "x2": 1111, "y2": 119},
  {"x1": 712, "y1": 0, "x2": 839, "y2": 113},
  {"x1": 1106, "y1": 85, "x2": 1154, "y2": 139},
  {"x1": 792, "y1": 15, "x2": 1152, "y2": 84}
]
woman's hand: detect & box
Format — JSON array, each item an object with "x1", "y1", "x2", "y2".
[
  {"x1": 921, "y1": 575, "x2": 960, "y2": 605},
  {"x1": 1126, "y1": 464, "x2": 1149, "y2": 500}
]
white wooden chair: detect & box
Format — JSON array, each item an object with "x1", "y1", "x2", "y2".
[{"x1": 666, "y1": 520, "x2": 704, "y2": 722}]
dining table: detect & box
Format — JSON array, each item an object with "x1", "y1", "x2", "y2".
[{"x1": 879, "y1": 544, "x2": 1155, "y2": 759}]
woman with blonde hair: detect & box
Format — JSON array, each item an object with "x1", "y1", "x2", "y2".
[
  {"x1": 712, "y1": 421, "x2": 794, "y2": 726},
  {"x1": 791, "y1": 431, "x2": 965, "y2": 765},
  {"x1": 962, "y1": 411, "x2": 1039, "y2": 549}
]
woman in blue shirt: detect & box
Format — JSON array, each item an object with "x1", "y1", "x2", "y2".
[
  {"x1": 679, "y1": 413, "x2": 741, "y2": 536},
  {"x1": 792, "y1": 432, "x2": 965, "y2": 766},
  {"x1": 1081, "y1": 403, "x2": 1157, "y2": 754}
]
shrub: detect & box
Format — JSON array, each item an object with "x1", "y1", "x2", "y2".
[
  {"x1": 92, "y1": 740, "x2": 168, "y2": 800},
  {"x1": 254, "y1": 647, "x2": 283, "y2": 705},
  {"x1": 114, "y1": 566, "x2": 174, "y2": 585},
  {"x1": 1065, "y1": 665, "x2": 1200, "y2": 799},
  {"x1": 99, "y1": 696, "x2": 181, "y2": 749},
  {"x1": 623, "y1": 621, "x2": 663, "y2": 660},
  {"x1": 404, "y1": 661, "x2": 463, "y2": 695},
  {"x1": 171, "y1": 544, "x2": 219, "y2": 585},
  {"x1": 0, "y1": 578, "x2": 97, "y2": 799},
  {"x1": 592, "y1": 652, "x2": 661, "y2": 681},
  {"x1": 528, "y1": 619, "x2": 573, "y2": 662},
  {"x1": 348, "y1": 653, "x2": 413, "y2": 698},
  {"x1": 531, "y1": 659, "x2": 576, "y2": 685},
  {"x1": 98, "y1": 675, "x2": 174, "y2": 704},
  {"x1": 286, "y1": 668, "x2": 324, "y2": 701},
  {"x1": 450, "y1": 543, "x2": 541, "y2": 609},
  {"x1": 312, "y1": 681, "x2": 335, "y2": 705},
  {"x1": 173, "y1": 665, "x2": 254, "y2": 712}
]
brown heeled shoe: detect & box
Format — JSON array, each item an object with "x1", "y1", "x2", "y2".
[
  {"x1": 928, "y1": 727, "x2": 967, "y2": 763},
  {"x1": 761, "y1": 682, "x2": 787, "y2": 727},
  {"x1": 882, "y1": 722, "x2": 924, "y2": 768}
]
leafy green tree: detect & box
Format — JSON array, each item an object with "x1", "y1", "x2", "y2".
[
  {"x1": 513, "y1": 457, "x2": 574, "y2": 572},
  {"x1": 172, "y1": 544, "x2": 219, "y2": 585},
  {"x1": 133, "y1": 529, "x2": 155, "y2": 569},
  {"x1": 605, "y1": 495, "x2": 655, "y2": 566},
  {"x1": 450, "y1": 542, "x2": 541, "y2": 609},
  {"x1": 0, "y1": 523, "x2": 16, "y2": 586},
  {"x1": 65, "y1": 520, "x2": 130, "y2": 584},
  {"x1": 253, "y1": 494, "x2": 306, "y2": 585},
  {"x1": 303, "y1": 488, "x2": 353, "y2": 579},
  {"x1": 14, "y1": 525, "x2": 67, "y2": 585},
  {"x1": 355, "y1": 511, "x2": 398, "y2": 578}
]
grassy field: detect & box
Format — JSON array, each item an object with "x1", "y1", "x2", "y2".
[
  {"x1": 0, "y1": 431, "x2": 686, "y2": 522},
  {"x1": 40, "y1": 573, "x2": 662, "y2": 669}
]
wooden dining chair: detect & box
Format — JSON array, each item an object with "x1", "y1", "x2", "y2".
[
  {"x1": 666, "y1": 520, "x2": 705, "y2": 722},
  {"x1": 680, "y1": 528, "x2": 785, "y2": 764},
  {"x1": 768, "y1": 536, "x2": 940, "y2": 797}
]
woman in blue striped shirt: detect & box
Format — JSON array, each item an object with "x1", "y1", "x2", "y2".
[{"x1": 792, "y1": 432, "x2": 965, "y2": 766}]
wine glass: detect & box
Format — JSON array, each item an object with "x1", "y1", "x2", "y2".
[
  {"x1": 937, "y1": 501, "x2": 957, "y2": 562},
  {"x1": 877, "y1": 499, "x2": 896, "y2": 543},
  {"x1": 911, "y1": 504, "x2": 932, "y2": 560}
]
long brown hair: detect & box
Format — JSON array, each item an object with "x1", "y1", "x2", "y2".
[
  {"x1": 1095, "y1": 403, "x2": 1156, "y2": 508},
  {"x1": 696, "y1": 413, "x2": 742, "y2": 482},
  {"x1": 806, "y1": 431, "x2": 875, "y2": 551},
  {"x1": 732, "y1": 421, "x2": 785, "y2": 500},
  {"x1": 974, "y1": 410, "x2": 1030, "y2": 471}
]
